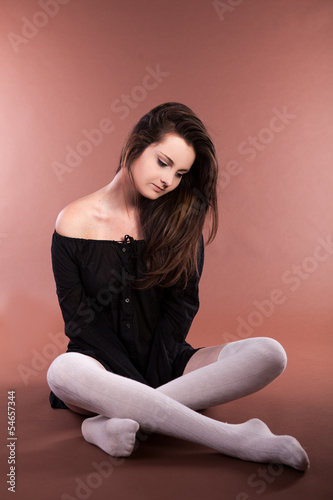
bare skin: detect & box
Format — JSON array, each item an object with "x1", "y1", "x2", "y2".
[{"x1": 56, "y1": 132, "x2": 195, "y2": 242}]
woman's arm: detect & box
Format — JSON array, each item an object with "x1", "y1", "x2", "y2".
[
  {"x1": 158, "y1": 235, "x2": 205, "y2": 341},
  {"x1": 145, "y1": 237, "x2": 205, "y2": 386},
  {"x1": 51, "y1": 230, "x2": 93, "y2": 340}
]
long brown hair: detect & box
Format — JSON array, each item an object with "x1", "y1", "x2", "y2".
[{"x1": 117, "y1": 102, "x2": 219, "y2": 289}]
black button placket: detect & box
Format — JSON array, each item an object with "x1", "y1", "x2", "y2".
[{"x1": 120, "y1": 237, "x2": 133, "y2": 343}]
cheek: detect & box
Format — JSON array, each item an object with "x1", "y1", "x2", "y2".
[
  {"x1": 137, "y1": 160, "x2": 152, "y2": 177},
  {"x1": 132, "y1": 161, "x2": 147, "y2": 182}
]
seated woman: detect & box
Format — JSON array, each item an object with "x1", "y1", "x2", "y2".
[{"x1": 47, "y1": 102, "x2": 309, "y2": 470}]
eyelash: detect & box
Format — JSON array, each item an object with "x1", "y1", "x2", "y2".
[{"x1": 157, "y1": 158, "x2": 183, "y2": 178}]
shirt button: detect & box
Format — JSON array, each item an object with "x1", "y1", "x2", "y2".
[
  {"x1": 122, "y1": 247, "x2": 126, "y2": 253},
  {"x1": 126, "y1": 323, "x2": 131, "y2": 329},
  {"x1": 125, "y1": 298, "x2": 130, "y2": 303}
]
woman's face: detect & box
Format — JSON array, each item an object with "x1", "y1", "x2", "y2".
[{"x1": 130, "y1": 133, "x2": 195, "y2": 199}]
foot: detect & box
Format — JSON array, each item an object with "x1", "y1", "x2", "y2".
[
  {"x1": 81, "y1": 415, "x2": 140, "y2": 457},
  {"x1": 229, "y1": 418, "x2": 310, "y2": 471}
]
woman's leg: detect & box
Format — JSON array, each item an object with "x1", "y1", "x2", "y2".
[
  {"x1": 157, "y1": 337, "x2": 287, "y2": 410},
  {"x1": 47, "y1": 351, "x2": 309, "y2": 470},
  {"x1": 50, "y1": 357, "x2": 140, "y2": 457}
]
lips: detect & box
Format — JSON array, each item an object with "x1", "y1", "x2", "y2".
[{"x1": 152, "y1": 184, "x2": 164, "y2": 192}]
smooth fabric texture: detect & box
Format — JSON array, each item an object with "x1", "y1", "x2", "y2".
[{"x1": 49, "y1": 230, "x2": 204, "y2": 408}]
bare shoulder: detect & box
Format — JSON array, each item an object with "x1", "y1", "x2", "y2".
[
  {"x1": 55, "y1": 189, "x2": 105, "y2": 238},
  {"x1": 55, "y1": 198, "x2": 90, "y2": 238}
]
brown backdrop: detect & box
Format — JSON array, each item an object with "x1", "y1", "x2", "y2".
[{"x1": 0, "y1": 1, "x2": 332, "y2": 499}]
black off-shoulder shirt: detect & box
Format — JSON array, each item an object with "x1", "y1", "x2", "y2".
[{"x1": 49, "y1": 230, "x2": 204, "y2": 408}]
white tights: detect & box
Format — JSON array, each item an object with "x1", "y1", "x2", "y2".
[{"x1": 46, "y1": 337, "x2": 309, "y2": 470}]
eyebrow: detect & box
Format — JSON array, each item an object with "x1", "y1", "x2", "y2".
[{"x1": 159, "y1": 151, "x2": 190, "y2": 173}]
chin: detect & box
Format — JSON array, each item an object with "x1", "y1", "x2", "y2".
[
  {"x1": 144, "y1": 193, "x2": 163, "y2": 200},
  {"x1": 139, "y1": 188, "x2": 166, "y2": 200}
]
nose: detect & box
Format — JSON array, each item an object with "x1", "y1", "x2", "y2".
[{"x1": 160, "y1": 169, "x2": 173, "y2": 187}]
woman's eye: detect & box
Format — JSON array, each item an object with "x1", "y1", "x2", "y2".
[{"x1": 158, "y1": 158, "x2": 167, "y2": 167}]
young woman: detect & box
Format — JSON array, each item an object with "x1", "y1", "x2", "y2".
[{"x1": 47, "y1": 102, "x2": 309, "y2": 470}]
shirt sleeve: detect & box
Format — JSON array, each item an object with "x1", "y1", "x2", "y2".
[
  {"x1": 145, "y1": 236, "x2": 205, "y2": 386},
  {"x1": 51, "y1": 231, "x2": 93, "y2": 340},
  {"x1": 159, "y1": 235, "x2": 204, "y2": 342}
]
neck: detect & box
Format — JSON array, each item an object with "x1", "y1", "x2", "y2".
[{"x1": 106, "y1": 169, "x2": 137, "y2": 214}]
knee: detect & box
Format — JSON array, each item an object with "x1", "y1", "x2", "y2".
[
  {"x1": 47, "y1": 353, "x2": 76, "y2": 390},
  {"x1": 254, "y1": 337, "x2": 287, "y2": 376},
  {"x1": 47, "y1": 352, "x2": 102, "y2": 391}
]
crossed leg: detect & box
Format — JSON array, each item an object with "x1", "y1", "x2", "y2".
[
  {"x1": 47, "y1": 337, "x2": 309, "y2": 470},
  {"x1": 157, "y1": 337, "x2": 287, "y2": 409}
]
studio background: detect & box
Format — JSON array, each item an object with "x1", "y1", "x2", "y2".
[{"x1": 0, "y1": 1, "x2": 332, "y2": 499}]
